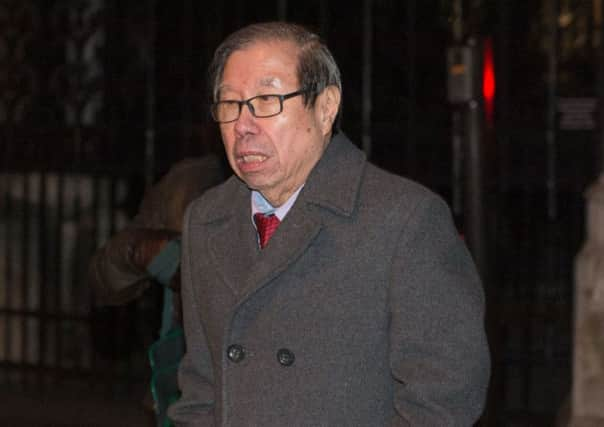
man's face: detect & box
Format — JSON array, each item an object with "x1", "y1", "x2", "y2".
[{"x1": 218, "y1": 40, "x2": 333, "y2": 206}]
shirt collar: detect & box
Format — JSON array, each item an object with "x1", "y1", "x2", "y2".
[{"x1": 251, "y1": 185, "x2": 304, "y2": 222}]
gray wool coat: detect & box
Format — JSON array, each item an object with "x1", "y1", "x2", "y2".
[{"x1": 168, "y1": 133, "x2": 490, "y2": 427}]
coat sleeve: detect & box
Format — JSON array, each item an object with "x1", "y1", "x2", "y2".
[
  {"x1": 88, "y1": 160, "x2": 193, "y2": 306},
  {"x1": 388, "y1": 194, "x2": 490, "y2": 426},
  {"x1": 167, "y1": 205, "x2": 216, "y2": 426},
  {"x1": 88, "y1": 228, "x2": 153, "y2": 306},
  {"x1": 88, "y1": 155, "x2": 226, "y2": 307}
]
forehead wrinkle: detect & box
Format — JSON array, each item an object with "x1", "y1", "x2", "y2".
[
  {"x1": 219, "y1": 41, "x2": 299, "y2": 98},
  {"x1": 217, "y1": 77, "x2": 282, "y2": 98},
  {"x1": 259, "y1": 76, "x2": 282, "y2": 89}
]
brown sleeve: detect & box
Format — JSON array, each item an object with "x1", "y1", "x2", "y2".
[{"x1": 88, "y1": 155, "x2": 227, "y2": 306}]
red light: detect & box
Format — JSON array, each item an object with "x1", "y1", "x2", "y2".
[{"x1": 482, "y1": 37, "x2": 495, "y2": 125}]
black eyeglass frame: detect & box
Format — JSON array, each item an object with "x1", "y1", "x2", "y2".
[{"x1": 210, "y1": 88, "x2": 309, "y2": 123}]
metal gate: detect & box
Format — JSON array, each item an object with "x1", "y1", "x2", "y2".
[{"x1": 0, "y1": 0, "x2": 157, "y2": 399}]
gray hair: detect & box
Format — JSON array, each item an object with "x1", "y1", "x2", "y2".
[{"x1": 209, "y1": 21, "x2": 342, "y2": 133}]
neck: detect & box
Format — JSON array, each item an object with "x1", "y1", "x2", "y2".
[{"x1": 261, "y1": 187, "x2": 296, "y2": 207}]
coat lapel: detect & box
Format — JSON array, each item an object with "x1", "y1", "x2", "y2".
[
  {"x1": 239, "y1": 201, "x2": 323, "y2": 302},
  {"x1": 206, "y1": 179, "x2": 258, "y2": 297},
  {"x1": 235, "y1": 133, "x2": 367, "y2": 303},
  {"x1": 206, "y1": 133, "x2": 367, "y2": 304}
]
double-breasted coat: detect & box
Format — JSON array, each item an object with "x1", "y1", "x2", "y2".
[{"x1": 168, "y1": 133, "x2": 490, "y2": 426}]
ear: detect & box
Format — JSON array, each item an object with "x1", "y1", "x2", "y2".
[{"x1": 315, "y1": 85, "x2": 341, "y2": 136}]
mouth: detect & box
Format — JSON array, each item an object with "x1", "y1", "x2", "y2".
[
  {"x1": 240, "y1": 154, "x2": 267, "y2": 163},
  {"x1": 235, "y1": 151, "x2": 271, "y2": 173}
]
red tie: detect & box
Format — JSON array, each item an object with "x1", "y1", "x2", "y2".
[{"x1": 254, "y1": 213, "x2": 281, "y2": 249}]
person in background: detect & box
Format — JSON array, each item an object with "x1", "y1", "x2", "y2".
[
  {"x1": 89, "y1": 154, "x2": 226, "y2": 312},
  {"x1": 88, "y1": 153, "x2": 227, "y2": 425},
  {"x1": 169, "y1": 21, "x2": 490, "y2": 426}
]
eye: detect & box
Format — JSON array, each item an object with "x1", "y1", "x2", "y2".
[
  {"x1": 218, "y1": 100, "x2": 239, "y2": 109},
  {"x1": 256, "y1": 95, "x2": 274, "y2": 102}
]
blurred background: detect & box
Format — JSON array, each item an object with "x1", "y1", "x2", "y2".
[{"x1": 0, "y1": 0, "x2": 600, "y2": 425}]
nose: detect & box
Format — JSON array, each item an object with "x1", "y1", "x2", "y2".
[{"x1": 234, "y1": 102, "x2": 259, "y2": 136}]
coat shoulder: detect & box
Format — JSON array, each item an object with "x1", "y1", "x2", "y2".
[{"x1": 361, "y1": 163, "x2": 447, "y2": 219}]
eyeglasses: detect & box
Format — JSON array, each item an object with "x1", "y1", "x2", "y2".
[{"x1": 211, "y1": 89, "x2": 309, "y2": 123}]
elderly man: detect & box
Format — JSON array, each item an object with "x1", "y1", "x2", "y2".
[{"x1": 169, "y1": 22, "x2": 490, "y2": 426}]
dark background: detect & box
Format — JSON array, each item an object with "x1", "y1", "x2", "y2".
[{"x1": 0, "y1": 0, "x2": 600, "y2": 425}]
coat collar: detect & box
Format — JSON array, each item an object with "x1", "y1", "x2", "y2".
[
  {"x1": 202, "y1": 132, "x2": 366, "y2": 224},
  {"x1": 300, "y1": 132, "x2": 366, "y2": 218},
  {"x1": 202, "y1": 132, "x2": 367, "y2": 302}
]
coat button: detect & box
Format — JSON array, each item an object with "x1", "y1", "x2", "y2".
[
  {"x1": 276, "y1": 348, "x2": 295, "y2": 366},
  {"x1": 227, "y1": 344, "x2": 245, "y2": 363}
]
